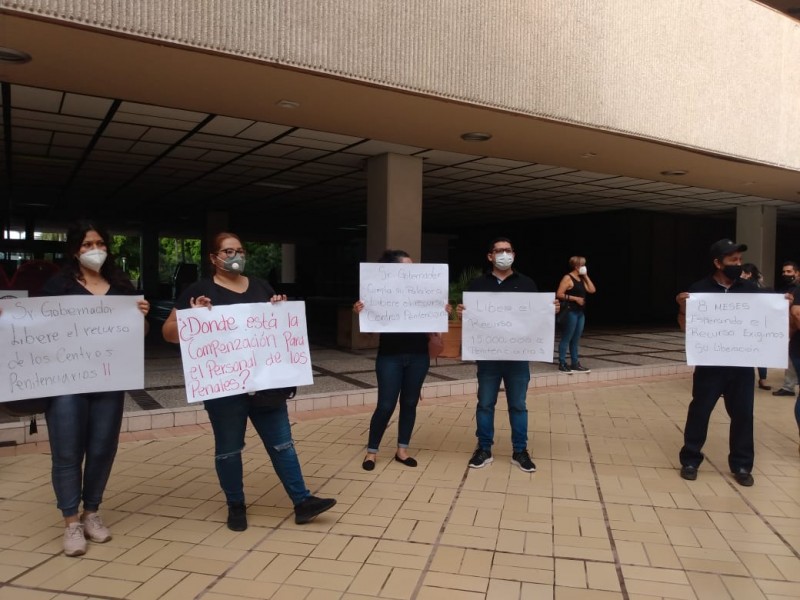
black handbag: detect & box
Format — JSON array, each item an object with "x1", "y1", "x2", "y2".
[
  {"x1": 248, "y1": 387, "x2": 297, "y2": 409},
  {"x1": 556, "y1": 300, "x2": 570, "y2": 325}
]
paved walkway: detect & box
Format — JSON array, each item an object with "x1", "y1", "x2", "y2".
[{"x1": 1, "y1": 367, "x2": 799, "y2": 599}]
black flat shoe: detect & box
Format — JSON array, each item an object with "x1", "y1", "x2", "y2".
[
  {"x1": 362, "y1": 458, "x2": 375, "y2": 471},
  {"x1": 394, "y1": 454, "x2": 417, "y2": 467},
  {"x1": 758, "y1": 380, "x2": 772, "y2": 390}
]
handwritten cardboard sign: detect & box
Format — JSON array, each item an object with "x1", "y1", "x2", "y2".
[
  {"x1": 0, "y1": 295, "x2": 144, "y2": 402},
  {"x1": 685, "y1": 293, "x2": 789, "y2": 368},
  {"x1": 176, "y1": 301, "x2": 313, "y2": 403},
  {"x1": 461, "y1": 292, "x2": 556, "y2": 362},
  {"x1": 358, "y1": 263, "x2": 448, "y2": 333}
]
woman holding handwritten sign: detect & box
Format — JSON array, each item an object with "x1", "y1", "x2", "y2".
[
  {"x1": 39, "y1": 220, "x2": 150, "y2": 557},
  {"x1": 162, "y1": 232, "x2": 335, "y2": 531},
  {"x1": 353, "y1": 249, "x2": 448, "y2": 471}
]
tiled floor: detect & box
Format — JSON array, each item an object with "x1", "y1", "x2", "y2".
[{"x1": 1, "y1": 371, "x2": 799, "y2": 599}]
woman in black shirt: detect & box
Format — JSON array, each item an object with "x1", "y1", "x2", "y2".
[
  {"x1": 162, "y1": 232, "x2": 335, "y2": 531},
  {"x1": 354, "y1": 250, "x2": 442, "y2": 471},
  {"x1": 40, "y1": 220, "x2": 150, "y2": 557}
]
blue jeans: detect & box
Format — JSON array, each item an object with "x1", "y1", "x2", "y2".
[
  {"x1": 45, "y1": 392, "x2": 125, "y2": 517},
  {"x1": 204, "y1": 395, "x2": 310, "y2": 506},
  {"x1": 476, "y1": 360, "x2": 531, "y2": 452},
  {"x1": 558, "y1": 310, "x2": 585, "y2": 365},
  {"x1": 791, "y1": 348, "x2": 800, "y2": 432},
  {"x1": 679, "y1": 366, "x2": 755, "y2": 472},
  {"x1": 368, "y1": 353, "x2": 430, "y2": 453}
]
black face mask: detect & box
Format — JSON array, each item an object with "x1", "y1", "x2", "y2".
[
  {"x1": 782, "y1": 274, "x2": 796, "y2": 284},
  {"x1": 722, "y1": 265, "x2": 743, "y2": 281}
]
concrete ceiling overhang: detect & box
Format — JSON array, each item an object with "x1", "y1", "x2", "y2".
[{"x1": 2, "y1": 12, "x2": 800, "y2": 233}]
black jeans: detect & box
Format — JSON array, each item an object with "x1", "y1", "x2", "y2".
[
  {"x1": 679, "y1": 366, "x2": 755, "y2": 473},
  {"x1": 367, "y1": 352, "x2": 429, "y2": 453}
]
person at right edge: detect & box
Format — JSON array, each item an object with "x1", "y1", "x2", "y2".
[
  {"x1": 163, "y1": 231, "x2": 335, "y2": 531},
  {"x1": 676, "y1": 239, "x2": 764, "y2": 487},
  {"x1": 789, "y1": 284, "x2": 800, "y2": 454},
  {"x1": 773, "y1": 261, "x2": 799, "y2": 397},
  {"x1": 457, "y1": 237, "x2": 559, "y2": 473}
]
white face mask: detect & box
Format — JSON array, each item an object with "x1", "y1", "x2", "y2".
[
  {"x1": 78, "y1": 249, "x2": 107, "y2": 272},
  {"x1": 578, "y1": 266, "x2": 588, "y2": 276},
  {"x1": 493, "y1": 252, "x2": 514, "y2": 270}
]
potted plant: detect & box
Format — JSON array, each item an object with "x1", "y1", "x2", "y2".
[{"x1": 440, "y1": 266, "x2": 483, "y2": 358}]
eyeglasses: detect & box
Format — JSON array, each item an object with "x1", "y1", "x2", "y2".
[
  {"x1": 217, "y1": 248, "x2": 246, "y2": 258},
  {"x1": 491, "y1": 247, "x2": 513, "y2": 254}
]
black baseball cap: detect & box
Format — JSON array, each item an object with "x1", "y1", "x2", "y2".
[{"x1": 709, "y1": 238, "x2": 747, "y2": 261}]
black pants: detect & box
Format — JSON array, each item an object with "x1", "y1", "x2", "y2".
[{"x1": 679, "y1": 366, "x2": 755, "y2": 473}]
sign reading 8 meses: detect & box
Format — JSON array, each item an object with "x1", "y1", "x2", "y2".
[{"x1": 685, "y1": 293, "x2": 789, "y2": 368}]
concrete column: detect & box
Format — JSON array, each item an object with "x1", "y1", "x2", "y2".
[
  {"x1": 366, "y1": 153, "x2": 423, "y2": 262},
  {"x1": 736, "y1": 205, "x2": 777, "y2": 288},
  {"x1": 281, "y1": 243, "x2": 296, "y2": 283}
]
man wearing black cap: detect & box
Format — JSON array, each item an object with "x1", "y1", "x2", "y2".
[{"x1": 675, "y1": 239, "x2": 759, "y2": 486}]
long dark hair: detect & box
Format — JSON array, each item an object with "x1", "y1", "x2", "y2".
[
  {"x1": 62, "y1": 219, "x2": 133, "y2": 291},
  {"x1": 378, "y1": 249, "x2": 410, "y2": 263}
]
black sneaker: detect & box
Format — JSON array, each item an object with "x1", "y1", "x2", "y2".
[
  {"x1": 227, "y1": 502, "x2": 247, "y2": 531},
  {"x1": 294, "y1": 496, "x2": 337, "y2": 524},
  {"x1": 772, "y1": 389, "x2": 794, "y2": 397},
  {"x1": 558, "y1": 363, "x2": 573, "y2": 374},
  {"x1": 511, "y1": 449, "x2": 536, "y2": 473},
  {"x1": 679, "y1": 465, "x2": 698, "y2": 481},
  {"x1": 468, "y1": 447, "x2": 493, "y2": 469},
  {"x1": 571, "y1": 363, "x2": 590, "y2": 373},
  {"x1": 732, "y1": 469, "x2": 754, "y2": 487}
]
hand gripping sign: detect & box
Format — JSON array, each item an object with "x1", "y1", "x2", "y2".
[{"x1": 175, "y1": 301, "x2": 313, "y2": 402}]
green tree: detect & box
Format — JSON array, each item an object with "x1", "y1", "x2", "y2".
[
  {"x1": 158, "y1": 237, "x2": 201, "y2": 282},
  {"x1": 110, "y1": 235, "x2": 142, "y2": 282},
  {"x1": 243, "y1": 242, "x2": 281, "y2": 280}
]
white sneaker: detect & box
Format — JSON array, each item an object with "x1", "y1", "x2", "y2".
[
  {"x1": 81, "y1": 513, "x2": 112, "y2": 543},
  {"x1": 63, "y1": 523, "x2": 87, "y2": 557}
]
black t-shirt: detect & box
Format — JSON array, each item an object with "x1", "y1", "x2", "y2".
[
  {"x1": 791, "y1": 289, "x2": 800, "y2": 354},
  {"x1": 378, "y1": 332, "x2": 428, "y2": 356},
  {"x1": 175, "y1": 277, "x2": 275, "y2": 309},
  {"x1": 687, "y1": 275, "x2": 759, "y2": 294},
  {"x1": 40, "y1": 271, "x2": 137, "y2": 297},
  {"x1": 467, "y1": 270, "x2": 539, "y2": 293}
]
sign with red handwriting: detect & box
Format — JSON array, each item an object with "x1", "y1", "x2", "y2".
[
  {"x1": 176, "y1": 301, "x2": 313, "y2": 403},
  {"x1": 0, "y1": 295, "x2": 144, "y2": 401}
]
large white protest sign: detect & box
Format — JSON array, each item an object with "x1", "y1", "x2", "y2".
[
  {"x1": 461, "y1": 292, "x2": 555, "y2": 362},
  {"x1": 358, "y1": 263, "x2": 448, "y2": 333},
  {"x1": 685, "y1": 293, "x2": 789, "y2": 368},
  {"x1": 176, "y1": 301, "x2": 313, "y2": 403},
  {"x1": 0, "y1": 295, "x2": 144, "y2": 401}
]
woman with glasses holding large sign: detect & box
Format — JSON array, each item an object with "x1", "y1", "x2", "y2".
[{"x1": 162, "y1": 232, "x2": 335, "y2": 532}]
